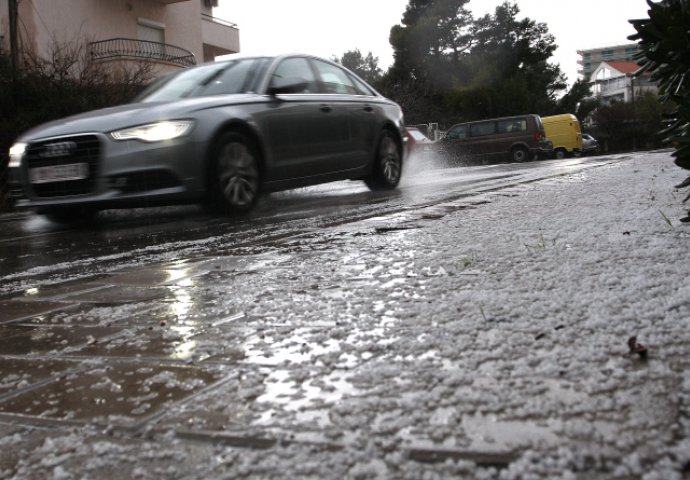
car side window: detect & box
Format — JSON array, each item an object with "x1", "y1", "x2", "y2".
[
  {"x1": 349, "y1": 74, "x2": 376, "y2": 96},
  {"x1": 470, "y1": 122, "x2": 496, "y2": 137},
  {"x1": 270, "y1": 58, "x2": 317, "y2": 93},
  {"x1": 311, "y1": 59, "x2": 358, "y2": 95},
  {"x1": 497, "y1": 119, "x2": 527, "y2": 133},
  {"x1": 446, "y1": 125, "x2": 466, "y2": 139}
]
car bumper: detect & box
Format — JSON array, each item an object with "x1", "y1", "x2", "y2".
[{"x1": 10, "y1": 133, "x2": 207, "y2": 210}]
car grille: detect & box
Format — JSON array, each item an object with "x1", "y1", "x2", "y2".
[{"x1": 26, "y1": 135, "x2": 100, "y2": 197}]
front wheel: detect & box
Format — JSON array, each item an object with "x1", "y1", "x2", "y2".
[
  {"x1": 41, "y1": 207, "x2": 98, "y2": 225},
  {"x1": 364, "y1": 131, "x2": 402, "y2": 190},
  {"x1": 208, "y1": 131, "x2": 260, "y2": 215}
]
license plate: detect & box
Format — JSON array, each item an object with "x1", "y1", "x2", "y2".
[{"x1": 30, "y1": 163, "x2": 89, "y2": 184}]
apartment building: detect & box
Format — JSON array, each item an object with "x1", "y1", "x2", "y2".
[
  {"x1": 576, "y1": 43, "x2": 640, "y2": 81},
  {"x1": 589, "y1": 60, "x2": 657, "y2": 105},
  {"x1": 0, "y1": 0, "x2": 239, "y2": 76}
]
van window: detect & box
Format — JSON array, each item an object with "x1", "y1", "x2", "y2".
[
  {"x1": 470, "y1": 122, "x2": 496, "y2": 137},
  {"x1": 446, "y1": 125, "x2": 466, "y2": 139},
  {"x1": 497, "y1": 119, "x2": 527, "y2": 133}
]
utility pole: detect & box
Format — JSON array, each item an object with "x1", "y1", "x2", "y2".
[{"x1": 8, "y1": 0, "x2": 19, "y2": 68}]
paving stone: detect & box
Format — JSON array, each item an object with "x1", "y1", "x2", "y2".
[{"x1": 0, "y1": 362, "x2": 225, "y2": 428}]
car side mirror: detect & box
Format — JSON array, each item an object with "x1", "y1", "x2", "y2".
[{"x1": 267, "y1": 77, "x2": 309, "y2": 95}]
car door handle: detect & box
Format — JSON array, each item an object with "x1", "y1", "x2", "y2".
[
  {"x1": 320, "y1": 104, "x2": 332, "y2": 113},
  {"x1": 363, "y1": 105, "x2": 374, "y2": 112}
]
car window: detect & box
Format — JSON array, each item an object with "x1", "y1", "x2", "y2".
[
  {"x1": 269, "y1": 57, "x2": 317, "y2": 93},
  {"x1": 349, "y1": 74, "x2": 377, "y2": 96},
  {"x1": 497, "y1": 119, "x2": 527, "y2": 133},
  {"x1": 139, "y1": 63, "x2": 227, "y2": 102},
  {"x1": 446, "y1": 125, "x2": 466, "y2": 139},
  {"x1": 311, "y1": 59, "x2": 358, "y2": 95},
  {"x1": 470, "y1": 122, "x2": 497, "y2": 137},
  {"x1": 137, "y1": 59, "x2": 268, "y2": 102},
  {"x1": 198, "y1": 58, "x2": 265, "y2": 96}
]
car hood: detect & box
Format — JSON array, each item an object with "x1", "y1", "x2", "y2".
[{"x1": 17, "y1": 95, "x2": 260, "y2": 142}]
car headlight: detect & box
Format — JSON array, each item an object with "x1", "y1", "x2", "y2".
[
  {"x1": 8, "y1": 143, "x2": 27, "y2": 168},
  {"x1": 110, "y1": 120, "x2": 194, "y2": 142}
]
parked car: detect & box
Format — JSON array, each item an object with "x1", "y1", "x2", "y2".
[
  {"x1": 541, "y1": 113, "x2": 583, "y2": 159},
  {"x1": 406, "y1": 126, "x2": 435, "y2": 156},
  {"x1": 435, "y1": 114, "x2": 553, "y2": 164},
  {"x1": 8, "y1": 54, "x2": 407, "y2": 223},
  {"x1": 581, "y1": 133, "x2": 600, "y2": 155}
]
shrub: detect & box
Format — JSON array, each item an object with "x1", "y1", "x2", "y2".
[
  {"x1": 0, "y1": 38, "x2": 154, "y2": 212},
  {"x1": 630, "y1": 0, "x2": 690, "y2": 221}
]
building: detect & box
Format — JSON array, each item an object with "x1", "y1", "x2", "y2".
[
  {"x1": 577, "y1": 43, "x2": 640, "y2": 81},
  {"x1": 0, "y1": 0, "x2": 239, "y2": 76},
  {"x1": 589, "y1": 60, "x2": 657, "y2": 105}
]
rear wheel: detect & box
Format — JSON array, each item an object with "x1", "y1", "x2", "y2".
[
  {"x1": 365, "y1": 130, "x2": 402, "y2": 190},
  {"x1": 208, "y1": 131, "x2": 260, "y2": 214},
  {"x1": 511, "y1": 146, "x2": 529, "y2": 163},
  {"x1": 554, "y1": 148, "x2": 568, "y2": 159}
]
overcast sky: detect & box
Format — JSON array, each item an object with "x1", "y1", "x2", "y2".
[{"x1": 214, "y1": 0, "x2": 651, "y2": 86}]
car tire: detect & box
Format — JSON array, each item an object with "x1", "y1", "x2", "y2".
[
  {"x1": 365, "y1": 130, "x2": 402, "y2": 190},
  {"x1": 554, "y1": 148, "x2": 568, "y2": 159},
  {"x1": 208, "y1": 131, "x2": 260, "y2": 215},
  {"x1": 511, "y1": 146, "x2": 529, "y2": 163}
]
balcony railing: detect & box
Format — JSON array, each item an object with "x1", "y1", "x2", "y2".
[{"x1": 90, "y1": 38, "x2": 196, "y2": 68}]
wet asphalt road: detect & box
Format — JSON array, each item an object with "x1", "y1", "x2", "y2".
[{"x1": 0, "y1": 155, "x2": 620, "y2": 294}]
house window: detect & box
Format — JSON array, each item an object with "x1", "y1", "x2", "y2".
[
  {"x1": 138, "y1": 22, "x2": 164, "y2": 44},
  {"x1": 138, "y1": 19, "x2": 165, "y2": 58}
]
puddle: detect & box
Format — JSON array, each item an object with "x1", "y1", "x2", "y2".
[
  {"x1": 0, "y1": 363, "x2": 224, "y2": 427},
  {"x1": 73, "y1": 325, "x2": 202, "y2": 361},
  {"x1": 242, "y1": 328, "x2": 342, "y2": 367},
  {"x1": 14, "y1": 275, "x2": 112, "y2": 300},
  {"x1": 0, "y1": 358, "x2": 81, "y2": 398},
  {"x1": 62, "y1": 286, "x2": 175, "y2": 304},
  {"x1": 255, "y1": 369, "x2": 361, "y2": 429},
  {"x1": 461, "y1": 413, "x2": 561, "y2": 451},
  {"x1": 20, "y1": 302, "x2": 161, "y2": 327},
  {"x1": 0, "y1": 300, "x2": 76, "y2": 324},
  {"x1": 103, "y1": 266, "x2": 193, "y2": 287}
]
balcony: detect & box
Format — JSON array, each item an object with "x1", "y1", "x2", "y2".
[
  {"x1": 90, "y1": 38, "x2": 196, "y2": 68},
  {"x1": 201, "y1": 14, "x2": 239, "y2": 61}
]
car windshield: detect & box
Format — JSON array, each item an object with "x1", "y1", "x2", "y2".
[{"x1": 137, "y1": 58, "x2": 268, "y2": 103}]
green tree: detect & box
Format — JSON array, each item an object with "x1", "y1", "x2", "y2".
[
  {"x1": 382, "y1": 0, "x2": 568, "y2": 125},
  {"x1": 382, "y1": 0, "x2": 474, "y2": 124},
  {"x1": 556, "y1": 79, "x2": 594, "y2": 115},
  {"x1": 452, "y1": 1, "x2": 566, "y2": 120},
  {"x1": 590, "y1": 92, "x2": 664, "y2": 152},
  {"x1": 336, "y1": 49, "x2": 383, "y2": 86}
]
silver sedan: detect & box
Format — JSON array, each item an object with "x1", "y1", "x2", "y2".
[{"x1": 8, "y1": 54, "x2": 407, "y2": 222}]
